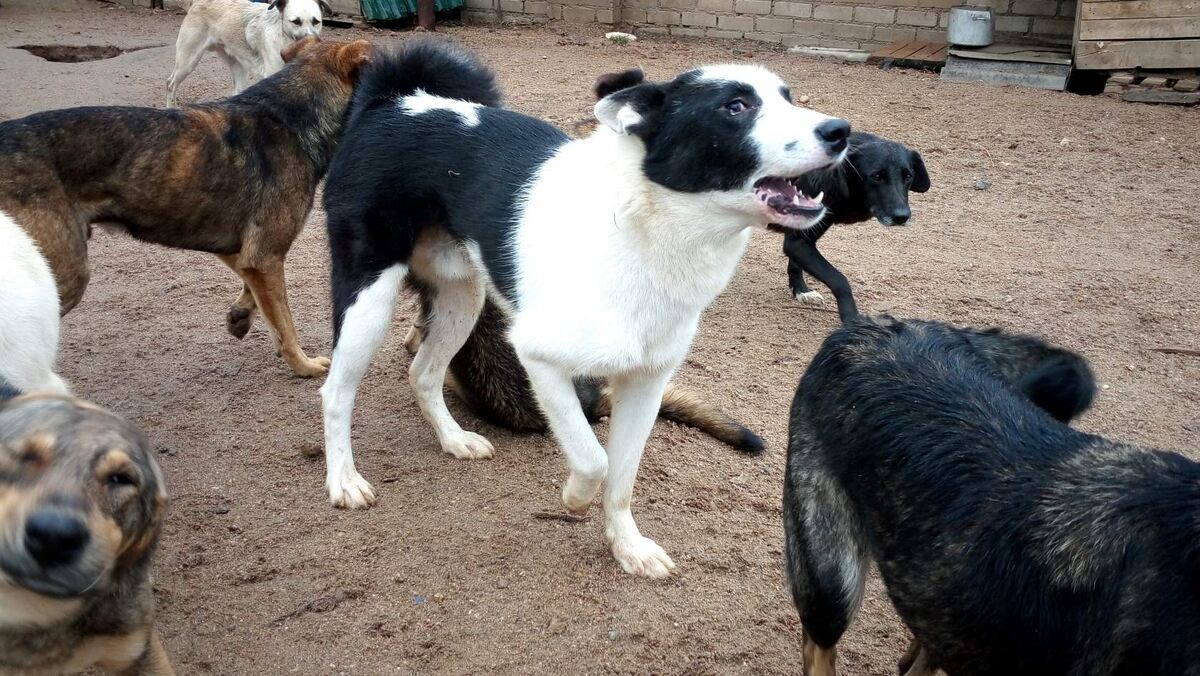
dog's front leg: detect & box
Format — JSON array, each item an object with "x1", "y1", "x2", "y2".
[
  {"x1": 603, "y1": 369, "x2": 676, "y2": 578},
  {"x1": 521, "y1": 356, "x2": 608, "y2": 515}
]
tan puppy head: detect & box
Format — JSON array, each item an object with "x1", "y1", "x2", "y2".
[
  {"x1": 281, "y1": 37, "x2": 374, "y2": 87},
  {"x1": 0, "y1": 394, "x2": 165, "y2": 608},
  {"x1": 269, "y1": 0, "x2": 330, "y2": 42}
]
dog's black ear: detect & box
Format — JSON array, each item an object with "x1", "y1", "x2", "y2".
[
  {"x1": 318, "y1": 0, "x2": 333, "y2": 15},
  {"x1": 268, "y1": 0, "x2": 286, "y2": 10},
  {"x1": 910, "y1": 150, "x2": 930, "y2": 193},
  {"x1": 594, "y1": 81, "x2": 665, "y2": 136},
  {"x1": 593, "y1": 68, "x2": 645, "y2": 100}
]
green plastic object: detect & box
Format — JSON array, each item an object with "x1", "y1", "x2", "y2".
[{"x1": 360, "y1": 0, "x2": 464, "y2": 19}]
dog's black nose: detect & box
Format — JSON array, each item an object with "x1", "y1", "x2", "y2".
[
  {"x1": 815, "y1": 119, "x2": 850, "y2": 154},
  {"x1": 24, "y1": 511, "x2": 90, "y2": 567},
  {"x1": 891, "y1": 208, "x2": 911, "y2": 225}
]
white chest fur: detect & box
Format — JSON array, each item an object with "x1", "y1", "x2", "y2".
[{"x1": 508, "y1": 132, "x2": 753, "y2": 376}]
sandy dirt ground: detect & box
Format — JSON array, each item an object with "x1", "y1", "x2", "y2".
[{"x1": 1, "y1": 1, "x2": 1197, "y2": 673}]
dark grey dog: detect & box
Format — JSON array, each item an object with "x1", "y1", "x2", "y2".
[
  {"x1": 780, "y1": 133, "x2": 929, "y2": 323},
  {"x1": 785, "y1": 316, "x2": 1199, "y2": 676}
]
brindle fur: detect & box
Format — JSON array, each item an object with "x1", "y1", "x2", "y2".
[
  {"x1": 0, "y1": 392, "x2": 172, "y2": 675},
  {"x1": 403, "y1": 279, "x2": 764, "y2": 453},
  {"x1": 0, "y1": 37, "x2": 372, "y2": 377},
  {"x1": 785, "y1": 316, "x2": 1199, "y2": 676}
]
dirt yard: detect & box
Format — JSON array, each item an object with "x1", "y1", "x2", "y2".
[{"x1": 1, "y1": 0, "x2": 1197, "y2": 673}]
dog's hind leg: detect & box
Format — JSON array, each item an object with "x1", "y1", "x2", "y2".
[
  {"x1": 407, "y1": 275, "x2": 493, "y2": 460},
  {"x1": 785, "y1": 420, "x2": 868, "y2": 676},
  {"x1": 166, "y1": 24, "x2": 208, "y2": 107},
  {"x1": 234, "y1": 258, "x2": 330, "y2": 377},
  {"x1": 603, "y1": 369, "x2": 677, "y2": 578},
  {"x1": 219, "y1": 256, "x2": 258, "y2": 339},
  {"x1": 320, "y1": 264, "x2": 407, "y2": 509}
]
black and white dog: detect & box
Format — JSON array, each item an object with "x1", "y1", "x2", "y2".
[
  {"x1": 781, "y1": 132, "x2": 928, "y2": 323},
  {"x1": 786, "y1": 316, "x2": 1200, "y2": 676},
  {"x1": 319, "y1": 41, "x2": 848, "y2": 577}
]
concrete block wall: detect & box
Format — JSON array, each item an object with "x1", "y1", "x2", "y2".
[{"x1": 470, "y1": 0, "x2": 1078, "y2": 49}]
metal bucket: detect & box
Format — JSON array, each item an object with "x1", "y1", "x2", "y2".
[{"x1": 948, "y1": 6, "x2": 994, "y2": 47}]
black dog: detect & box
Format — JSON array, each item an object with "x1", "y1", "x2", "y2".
[
  {"x1": 781, "y1": 133, "x2": 929, "y2": 323},
  {"x1": 785, "y1": 316, "x2": 1199, "y2": 676}
]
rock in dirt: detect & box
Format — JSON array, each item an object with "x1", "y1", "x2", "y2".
[{"x1": 974, "y1": 177, "x2": 990, "y2": 190}]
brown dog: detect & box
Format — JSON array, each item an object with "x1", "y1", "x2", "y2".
[
  {"x1": 0, "y1": 391, "x2": 172, "y2": 675},
  {"x1": 0, "y1": 37, "x2": 372, "y2": 378}
]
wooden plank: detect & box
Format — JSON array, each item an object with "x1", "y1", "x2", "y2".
[
  {"x1": 1075, "y1": 38, "x2": 1200, "y2": 69},
  {"x1": 870, "y1": 40, "x2": 912, "y2": 59},
  {"x1": 1081, "y1": 0, "x2": 1200, "y2": 20},
  {"x1": 891, "y1": 41, "x2": 931, "y2": 59},
  {"x1": 1080, "y1": 17, "x2": 1200, "y2": 40},
  {"x1": 1122, "y1": 89, "x2": 1200, "y2": 104},
  {"x1": 908, "y1": 42, "x2": 943, "y2": 61},
  {"x1": 929, "y1": 45, "x2": 949, "y2": 61}
]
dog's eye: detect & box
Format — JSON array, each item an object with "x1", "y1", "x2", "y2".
[
  {"x1": 872, "y1": 172, "x2": 885, "y2": 183},
  {"x1": 292, "y1": 18, "x2": 303, "y2": 24},
  {"x1": 902, "y1": 171, "x2": 912, "y2": 182},
  {"x1": 107, "y1": 472, "x2": 136, "y2": 487},
  {"x1": 724, "y1": 99, "x2": 749, "y2": 115}
]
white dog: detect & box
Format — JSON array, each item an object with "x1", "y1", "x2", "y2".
[
  {"x1": 166, "y1": 0, "x2": 328, "y2": 107},
  {"x1": 0, "y1": 209, "x2": 68, "y2": 395}
]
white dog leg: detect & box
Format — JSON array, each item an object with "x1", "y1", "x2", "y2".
[
  {"x1": 407, "y1": 276, "x2": 493, "y2": 460},
  {"x1": 166, "y1": 26, "x2": 209, "y2": 107},
  {"x1": 520, "y1": 355, "x2": 608, "y2": 516},
  {"x1": 227, "y1": 57, "x2": 250, "y2": 96},
  {"x1": 319, "y1": 264, "x2": 406, "y2": 510},
  {"x1": 0, "y1": 211, "x2": 69, "y2": 396},
  {"x1": 603, "y1": 369, "x2": 676, "y2": 578}
]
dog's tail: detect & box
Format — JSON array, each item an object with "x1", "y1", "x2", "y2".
[
  {"x1": 593, "y1": 384, "x2": 765, "y2": 454},
  {"x1": 658, "y1": 385, "x2": 765, "y2": 453},
  {"x1": 347, "y1": 38, "x2": 502, "y2": 126}
]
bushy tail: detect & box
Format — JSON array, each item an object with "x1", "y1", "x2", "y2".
[
  {"x1": 348, "y1": 38, "x2": 501, "y2": 127},
  {"x1": 655, "y1": 385, "x2": 765, "y2": 454},
  {"x1": 1016, "y1": 354, "x2": 1096, "y2": 424}
]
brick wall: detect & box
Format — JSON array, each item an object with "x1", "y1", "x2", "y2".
[{"x1": 466, "y1": 0, "x2": 1078, "y2": 49}]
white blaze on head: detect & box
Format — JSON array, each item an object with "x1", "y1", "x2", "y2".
[
  {"x1": 276, "y1": 0, "x2": 325, "y2": 40},
  {"x1": 697, "y1": 64, "x2": 843, "y2": 181}
]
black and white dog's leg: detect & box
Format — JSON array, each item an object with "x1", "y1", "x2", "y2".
[
  {"x1": 519, "y1": 354, "x2": 609, "y2": 517},
  {"x1": 785, "y1": 421, "x2": 868, "y2": 675},
  {"x1": 320, "y1": 264, "x2": 407, "y2": 509},
  {"x1": 408, "y1": 275, "x2": 492, "y2": 460},
  {"x1": 604, "y1": 369, "x2": 676, "y2": 578}
]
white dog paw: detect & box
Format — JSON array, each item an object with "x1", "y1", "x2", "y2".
[
  {"x1": 327, "y1": 469, "x2": 377, "y2": 510},
  {"x1": 611, "y1": 535, "x2": 677, "y2": 578},
  {"x1": 441, "y1": 431, "x2": 495, "y2": 460},
  {"x1": 795, "y1": 290, "x2": 825, "y2": 306}
]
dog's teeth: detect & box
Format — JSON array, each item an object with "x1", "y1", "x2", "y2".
[{"x1": 814, "y1": 191, "x2": 824, "y2": 204}]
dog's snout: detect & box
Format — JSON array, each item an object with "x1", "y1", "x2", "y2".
[
  {"x1": 891, "y1": 208, "x2": 911, "y2": 225},
  {"x1": 24, "y1": 511, "x2": 90, "y2": 567},
  {"x1": 815, "y1": 119, "x2": 850, "y2": 155}
]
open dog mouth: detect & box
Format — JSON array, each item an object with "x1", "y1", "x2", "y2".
[{"x1": 754, "y1": 177, "x2": 825, "y2": 229}]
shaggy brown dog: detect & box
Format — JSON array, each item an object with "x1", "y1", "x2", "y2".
[
  {"x1": 0, "y1": 37, "x2": 372, "y2": 377},
  {"x1": 0, "y1": 391, "x2": 171, "y2": 675}
]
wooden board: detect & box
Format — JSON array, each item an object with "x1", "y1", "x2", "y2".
[
  {"x1": 1080, "y1": 17, "x2": 1200, "y2": 40},
  {"x1": 1075, "y1": 38, "x2": 1200, "y2": 69},
  {"x1": 1122, "y1": 89, "x2": 1200, "y2": 104},
  {"x1": 868, "y1": 40, "x2": 949, "y2": 68},
  {"x1": 1081, "y1": 0, "x2": 1200, "y2": 20}
]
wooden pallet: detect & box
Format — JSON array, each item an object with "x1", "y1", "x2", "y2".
[
  {"x1": 868, "y1": 40, "x2": 949, "y2": 69},
  {"x1": 1104, "y1": 70, "x2": 1200, "y2": 105}
]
